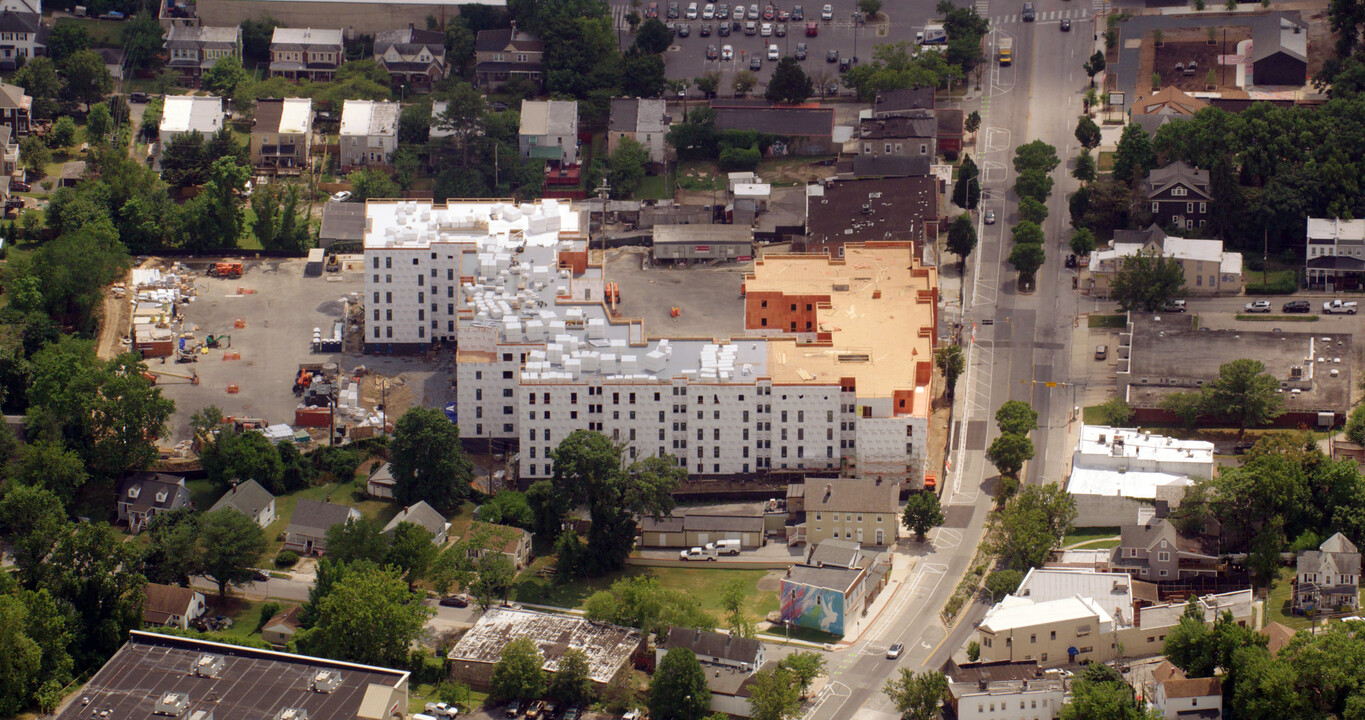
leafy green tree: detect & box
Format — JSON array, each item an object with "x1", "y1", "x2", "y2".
[
  {"x1": 46, "y1": 22, "x2": 91, "y2": 62},
  {"x1": 324, "y1": 516, "x2": 389, "y2": 565},
  {"x1": 480, "y1": 491, "x2": 535, "y2": 529},
  {"x1": 490, "y1": 637, "x2": 547, "y2": 702},
  {"x1": 435, "y1": 82, "x2": 488, "y2": 166},
  {"x1": 297, "y1": 564, "x2": 432, "y2": 667},
  {"x1": 985, "y1": 482, "x2": 1076, "y2": 570},
  {"x1": 986, "y1": 432, "x2": 1034, "y2": 479},
  {"x1": 202, "y1": 430, "x2": 284, "y2": 492},
  {"x1": 1112, "y1": 123, "x2": 1157, "y2": 185},
  {"x1": 634, "y1": 18, "x2": 673, "y2": 54},
  {"x1": 650, "y1": 647, "x2": 711, "y2": 720},
  {"x1": 1160, "y1": 391, "x2": 1204, "y2": 428},
  {"x1": 549, "y1": 648, "x2": 595, "y2": 707},
  {"x1": 49, "y1": 116, "x2": 77, "y2": 148},
  {"x1": 902, "y1": 490, "x2": 944, "y2": 541},
  {"x1": 1163, "y1": 598, "x2": 1215, "y2": 677},
  {"x1": 347, "y1": 168, "x2": 401, "y2": 202},
  {"x1": 935, "y1": 345, "x2": 965, "y2": 398},
  {"x1": 1097, "y1": 397, "x2": 1135, "y2": 426},
  {"x1": 178, "y1": 156, "x2": 250, "y2": 251},
  {"x1": 883, "y1": 669, "x2": 947, "y2": 720},
  {"x1": 1070, "y1": 227, "x2": 1096, "y2": 257},
  {"x1": 732, "y1": 69, "x2": 758, "y2": 96},
  {"x1": 694, "y1": 71, "x2": 721, "y2": 98},
  {"x1": 946, "y1": 213, "x2": 976, "y2": 268},
  {"x1": 747, "y1": 665, "x2": 802, "y2": 720},
  {"x1": 965, "y1": 110, "x2": 981, "y2": 135},
  {"x1": 582, "y1": 575, "x2": 715, "y2": 637},
  {"x1": 398, "y1": 101, "x2": 433, "y2": 146},
  {"x1": 144, "y1": 509, "x2": 203, "y2": 586},
  {"x1": 386, "y1": 521, "x2": 438, "y2": 586},
  {"x1": 1008, "y1": 242, "x2": 1046, "y2": 287},
  {"x1": 199, "y1": 508, "x2": 268, "y2": 600},
  {"x1": 1013, "y1": 140, "x2": 1061, "y2": 174},
  {"x1": 85, "y1": 102, "x2": 111, "y2": 144},
  {"x1": 953, "y1": 154, "x2": 981, "y2": 210},
  {"x1": 60, "y1": 50, "x2": 113, "y2": 110},
  {"x1": 121, "y1": 13, "x2": 166, "y2": 69},
  {"x1": 391, "y1": 407, "x2": 473, "y2": 513},
  {"x1": 11, "y1": 439, "x2": 88, "y2": 507},
  {"x1": 766, "y1": 57, "x2": 814, "y2": 104},
  {"x1": 1201, "y1": 359, "x2": 1285, "y2": 433},
  {"x1": 1014, "y1": 169, "x2": 1053, "y2": 203},
  {"x1": 720, "y1": 577, "x2": 756, "y2": 638},
  {"x1": 1347, "y1": 404, "x2": 1365, "y2": 445},
  {"x1": 779, "y1": 652, "x2": 826, "y2": 699},
  {"x1": 203, "y1": 55, "x2": 248, "y2": 99},
  {"x1": 0, "y1": 484, "x2": 68, "y2": 588},
  {"x1": 0, "y1": 592, "x2": 43, "y2": 716},
  {"x1": 250, "y1": 182, "x2": 312, "y2": 253},
  {"x1": 1073, "y1": 148, "x2": 1098, "y2": 183},
  {"x1": 20, "y1": 135, "x2": 50, "y2": 175},
  {"x1": 1109, "y1": 249, "x2": 1186, "y2": 312},
  {"x1": 1075, "y1": 116, "x2": 1102, "y2": 149},
  {"x1": 984, "y1": 569, "x2": 1023, "y2": 600},
  {"x1": 842, "y1": 42, "x2": 961, "y2": 102},
  {"x1": 1061, "y1": 663, "x2": 1162, "y2": 720},
  {"x1": 966, "y1": 640, "x2": 980, "y2": 661},
  {"x1": 607, "y1": 136, "x2": 651, "y2": 199},
  {"x1": 1083, "y1": 50, "x2": 1106, "y2": 79},
  {"x1": 1017, "y1": 196, "x2": 1049, "y2": 225},
  {"x1": 471, "y1": 551, "x2": 516, "y2": 609},
  {"x1": 995, "y1": 400, "x2": 1039, "y2": 435},
  {"x1": 14, "y1": 57, "x2": 60, "y2": 119},
  {"x1": 858, "y1": 0, "x2": 882, "y2": 16},
  {"x1": 44, "y1": 522, "x2": 146, "y2": 667}
]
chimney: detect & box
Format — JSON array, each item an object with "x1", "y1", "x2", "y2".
[
  {"x1": 978, "y1": 680, "x2": 988, "y2": 691},
  {"x1": 824, "y1": 483, "x2": 832, "y2": 500},
  {"x1": 875, "y1": 475, "x2": 882, "y2": 485}
]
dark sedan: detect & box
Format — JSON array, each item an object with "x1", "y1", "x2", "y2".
[{"x1": 1282, "y1": 300, "x2": 1312, "y2": 313}]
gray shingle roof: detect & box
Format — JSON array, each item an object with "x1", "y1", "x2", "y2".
[
  {"x1": 208, "y1": 479, "x2": 274, "y2": 519},
  {"x1": 663, "y1": 627, "x2": 762, "y2": 665},
  {"x1": 287, "y1": 499, "x2": 359, "y2": 538},
  {"x1": 382, "y1": 500, "x2": 448, "y2": 537}
]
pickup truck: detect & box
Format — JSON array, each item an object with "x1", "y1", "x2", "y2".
[{"x1": 1323, "y1": 299, "x2": 1359, "y2": 314}]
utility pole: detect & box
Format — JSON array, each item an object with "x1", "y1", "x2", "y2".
[{"x1": 594, "y1": 178, "x2": 611, "y2": 256}]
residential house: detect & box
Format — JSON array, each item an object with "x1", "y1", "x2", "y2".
[
  {"x1": 207, "y1": 479, "x2": 276, "y2": 528},
  {"x1": 944, "y1": 660, "x2": 1069, "y2": 720},
  {"x1": 1252, "y1": 14, "x2": 1308, "y2": 86},
  {"x1": 141, "y1": 583, "x2": 206, "y2": 629},
  {"x1": 519, "y1": 100, "x2": 578, "y2": 165},
  {"x1": 1085, "y1": 225, "x2": 1242, "y2": 297},
  {"x1": 339, "y1": 99, "x2": 399, "y2": 170},
  {"x1": 261, "y1": 605, "x2": 303, "y2": 648},
  {"x1": 0, "y1": 124, "x2": 19, "y2": 184},
  {"x1": 780, "y1": 538, "x2": 891, "y2": 636},
  {"x1": 1067, "y1": 424, "x2": 1214, "y2": 527},
  {"x1": 858, "y1": 113, "x2": 937, "y2": 159},
  {"x1": 713, "y1": 106, "x2": 836, "y2": 155},
  {"x1": 657, "y1": 628, "x2": 768, "y2": 717},
  {"x1": 1131, "y1": 86, "x2": 1206, "y2": 136},
  {"x1": 164, "y1": 24, "x2": 241, "y2": 83},
  {"x1": 0, "y1": 9, "x2": 45, "y2": 70},
  {"x1": 117, "y1": 472, "x2": 191, "y2": 534},
  {"x1": 1147, "y1": 661, "x2": 1223, "y2": 720},
  {"x1": 462, "y1": 521, "x2": 533, "y2": 569},
  {"x1": 366, "y1": 462, "x2": 396, "y2": 498},
  {"x1": 1294, "y1": 532, "x2": 1361, "y2": 613},
  {"x1": 373, "y1": 26, "x2": 446, "y2": 90},
  {"x1": 268, "y1": 27, "x2": 343, "y2": 82},
  {"x1": 872, "y1": 87, "x2": 934, "y2": 117},
  {"x1": 798, "y1": 478, "x2": 900, "y2": 546},
  {"x1": 1262, "y1": 621, "x2": 1297, "y2": 656},
  {"x1": 936, "y1": 108, "x2": 964, "y2": 154},
  {"x1": 0, "y1": 82, "x2": 31, "y2": 137},
  {"x1": 1111, "y1": 514, "x2": 1220, "y2": 582},
  {"x1": 608, "y1": 97, "x2": 670, "y2": 166},
  {"x1": 1146, "y1": 161, "x2": 1211, "y2": 232},
  {"x1": 1305, "y1": 217, "x2": 1365, "y2": 291},
  {"x1": 158, "y1": 94, "x2": 224, "y2": 145},
  {"x1": 473, "y1": 27, "x2": 543, "y2": 90},
  {"x1": 250, "y1": 97, "x2": 313, "y2": 169},
  {"x1": 283, "y1": 499, "x2": 361, "y2": 555},
  {"x1": 381, "y1": 500, "x2": 450, "y2": 545}
]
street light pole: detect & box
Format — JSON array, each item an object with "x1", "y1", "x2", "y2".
[{"x1": 851, "y1": 13, "x2": 859, "y2": 64}]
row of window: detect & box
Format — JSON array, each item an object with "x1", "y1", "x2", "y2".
[{"x1": 1153, "y1": 201, "x2": 1207, "y2": 214}]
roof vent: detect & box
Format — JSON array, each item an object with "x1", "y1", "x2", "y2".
[
  {"x1": 194, "y1": 654, "x2": 225, "y2": 678},
  {"x1": 154, "y1": 693, "x2": 189, "y2": 717},
  {"x1": 311, "y1": 670, "x2": 342, "y2": 693}
]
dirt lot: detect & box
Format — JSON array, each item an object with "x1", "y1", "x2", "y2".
[
  {"x1": 140, "y1": 258, "x2": 458, "y2": 444},
  {"x1": 606, "y1": 246, "x2": 750, "y2": 340},
  {"x1": 1150, "y1": 31, "x2": 1251, "y2": 91}
]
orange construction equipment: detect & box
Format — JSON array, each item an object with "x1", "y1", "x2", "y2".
[
  {"x1": 233, "y1": 318, "x2": 247, "y2": 329},
  {"x1": 226, "y1": 384, "x2": 240, "y2": 394},
  {"x1": 141, "y1": 371, "x2": 158, "y2": 385},
  {"x1": 209, "y1": 261, "x2": 244, "y2": 279}
]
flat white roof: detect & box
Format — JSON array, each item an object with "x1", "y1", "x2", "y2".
[
  {"x1": 1075, "y1": 425, "x2": 1214, "y2": 465},
  {"x1": 270, "y1": 27, "x2": 344, "y2": 46},
  {"x1": 1066, "y1": 468, "x2": 1193, "y2": 500},
  {"x1": 1016, "y1": 568, "x2": 1135, "y2": 619},
  {"x1": 980, "y1": 595, "x2": 1113, "y2": 633},
  {"x1": 1307, "y1": 217, "x2": 1365, "y2": 243},
  {"x1": 520, "y1": 100, "x2": 576, "y2": 136},
  {"x1": 340, "y1": 99, "x2": 399, "y2": 138},
  {"x1": 159, "y1": 95, "x2": 223, "y2": 136},
  {"x1": 277, "y1": 97, "x2": 313, "y2": 134}
]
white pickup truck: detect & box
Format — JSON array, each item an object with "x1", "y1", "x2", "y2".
[{"x1": 1323, "y1": 299, "x2": 1359, "y2": 314}]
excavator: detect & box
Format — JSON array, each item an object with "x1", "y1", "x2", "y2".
[{"x1": 206, "y1": 333, "x2": 231, "y2": 348}]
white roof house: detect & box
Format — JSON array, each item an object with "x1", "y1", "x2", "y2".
[
  {"x1": 1067, "y1": 425, "x2": 1214, "y2": 501},
  {"x1": 277, "y1": 97, "x2": 313, "y2": 134},
  {"x1": 159, "y1": 95, "x2": 224, "y2": 140},
  {"x1": 340, "y1": 99, "x2": 400, "y2": 140},
  {"x1": 1307, "y1": 217, "x2": 1365, "y2": 244}
]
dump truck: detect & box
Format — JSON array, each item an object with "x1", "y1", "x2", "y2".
[
  {"x1": 208, "y1": 261, "x2": 243, "y2": 279},
  {"x1": 998, "y1": 37, "x2": 1013, "y2": 65}
]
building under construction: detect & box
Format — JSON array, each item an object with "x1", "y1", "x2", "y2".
[{"x1": 447, "y1": 607, "x2": 645, "y2": 690}]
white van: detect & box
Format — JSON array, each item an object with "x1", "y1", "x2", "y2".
[{"x1": 707, "y1": 539, "x2": 742, "y2": 555}]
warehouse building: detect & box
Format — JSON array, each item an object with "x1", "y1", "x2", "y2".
[{"x1": 447, "y1": 607, "x2": 644, "y2": 690}]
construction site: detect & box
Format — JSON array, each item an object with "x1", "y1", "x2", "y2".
[{"x1": 101, "y1": 255, "x2": 459, "y2": 461}]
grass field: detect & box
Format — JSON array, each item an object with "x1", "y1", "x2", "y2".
[
  {"x1": 1267, "y1": 566, "x2": 1313, "y2": 630},
  {"x1": 1087, "y1": 313, "x2": 1127, "y2": 328},
  {"x1": 209, "y1": 598, "x2": 299, "y2": 643},
  {"x1": 1063, "y1": 526, "x2": 1121, "y2": 548},
  {"x1": 53, "y1": 17, "x2": 125, "y2": 46},
  {"x1": 514, "y1": 566, "x2": 779, "y2": 621}
]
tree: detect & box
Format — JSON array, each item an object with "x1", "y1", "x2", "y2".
[
  {"x1": 391, "y1": 407, "x2": 473, "y2": 513},
  {"x1": 1017, "y1": 196, "x2": 1049, "y2": 225},
  {"x1": 60, "y1": 50, "x2": 113, "y2": 110},
  {"x1": 858, "y1": 0, "x2": 882, "y2": 16},
  {"x1": 1013, "y1": 169, "x2": 1053, "y2": 203},
  {"x1": 935, "y1": 345, "x2": 965, "y2": 399},
  {"x1": 985, "y1": 569, "x2": 1023, "y2": 600},
  {"x1": 966, "y1": 641, "x2": 980, "y2": 661},
  {"x1": 11, "y1": 439, "x2": 88, "y2": 507},
  {"x1": 199, "y1": 508, "x2": 268, "y2": 600},
  {"x1": 779, "y1": 652, "x2": 826, "y2": 699},
  {"x1": 607, "y1": 136, "x2": 651, "y2": 199},
  {"x1": 386, "y1": 522, "x2": 439, "y2": 586},
  {"x1": 398, "y1": 101, "x2": 432, "y2": 146},
  {"x1": 1083, "y1": 50, "x2": 1106, "y2": 79},
  {"x1": 732, "y1": 70, "x2": 758, "y2": 96},
  {"x1": 121, "y1": 13, "x2": 166, "y2": 69},
  {"x1": 953, "y1": 154, "x2": 981, "y2": 209},
  {"x1": 1069, "y1": 227, "x2": 1096, "y2": 257},
  {"x1": 1201, "y1": 359, "x2": 1285, "y2": 433},
  {"x1": 649, "y1": 648, "x2": 711, "y2": 720},
  {"x1": 14, "y1": 57, "x2": 60, "y2": 119},
  {"x1": 747, "y1": 666, "x2": 802, "y2": 720},
  {"x1": 1075, "y1": 116, "x2": 1102, "y2": 149},
  {"x1": 203, "y1": 55, "x2": 249, "y2": 98},
  {"x1": 1112, "y1": 123, "x2": 1157, "y2": 185},
  {"x1": 144, "y1": 509, "x2": 202, "y2": 587},
  {"x1": 49, "y1": 116, "x2": 77, "y2": 148},
  {"x1": 995, "y1": 401, "x2": 1038, "y2": 435},
  {"x1": 1073, "y1": 148, "x2": 1098, "y2": 183},
  {"x1": 986, "y1": 433, "x2": 1034, "y2": 478},
  {"x1": 0, "y1": 485, "x2": 68, "y2": 589},
  {"x1": 695, "y1": 71, "x2": 721, "y2": 98},
  {"x1": 582, "y1": 575, "x2": 715, "y2": 638},
  {"x1": 766, "y1": 57, "x2": 815, "y2": 104},
  {"x1": 324, "y1": 516, "x2": 389, "y2": 565},
  {"x1": 635, "y1": 18, "x2": 673, "y2": 54},
  {"x1": 1061, "y1": 663, "x2": 1163, "y2": 720},
  {"x1": 1109, "y1": 249, "x2": 1186, "y2": 312},
  {"x1": 177, "y1": 156, "x2": 250, "y2": 251},
  {"x1": 480, "y1": 491, "x2": 535, "y2": 529},
  {"x1": 1348, "y1": 405, "x2": 1365, "y2": 445},
  {"x1": 20, "y1": 135, "x2": 50, "y2": 175},
  {"x1": 1008, "y1": 242, "x2": 1046, "y2": 287},
  {"x1": 964, "y1": 110, "x2": 981, "y2": 135},
  {"x1": 85, "y1": 102, "x2": 111, "y2": 144},
  {"x1": 1160, "y1": 391, "x2": 1205, "y2": 428},
  {"x1": 347, "y1": 168, "x2": 401, "y2": 202},
  {"x1": 901, "y1": 490, "x2": 944, "y2": 541},
  {"x1": 883, "y1": 669, "x2": 947, "y2": 720},
  {"x1": 435, "y1": 82, "x2": 488, "y2": 166},
  {"x1": 1013, "y1": 139, "x2": 1061, "y2": 174},
  {"x1": 0, "y1": 592, "x2": 43, "y2": 716},
  {"x1": 946, "y1": 214, "x2": 976, "y2": 268},
  {"x1": 471, "y1": 551, "x2": 516, "y2": 610},
  {"x1": 43, "y1": 522, "x2": 146, "y2": 667},
  {"x1": 985, "y1": 483, "x2": 1076, "y2": 571},
  {"x1": 250, "y1": 182, "x2": 312, "y2": 253},
  {"x1": 297, "y1": 564, "x2": 432, "y2": 667},
  {"x1": 202, "y1": 429, "x2": 284, "y2": 492},
  {"x1": 1097, "y1": 397, "x2": 1135, "y2": 426},
  {"x1": 549, "y1": 647, "x2": 595, "y2": 707},
  {"x1": 46, "y1": 22, "x2": 91, "y2": 62}
]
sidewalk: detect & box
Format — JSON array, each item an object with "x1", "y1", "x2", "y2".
[{"x1": 834, "y1": 547, "x2": 920, "y2": 647}]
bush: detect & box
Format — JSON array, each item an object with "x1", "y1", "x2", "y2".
[
  {"x1": 256, "y1": 601, "x2": 281, "y2": 631},
  {"x1": 943, "y1": 148, "x2": 959, "y2": 162},
  {"x1": 1244, "y1": 272, "x2": 1298, "y2": 295},
  {"x1": 275, "y1": 550, "x2": 300, "y2": 568},
  {"x1": 718, "y1": 145, "x2": 760, "y2": 172}
]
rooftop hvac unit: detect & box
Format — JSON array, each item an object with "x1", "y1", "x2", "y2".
[
  {"x1": 276, "y1": 709, "x2": 309, "y2": 720},
  {"x1": 193, "y1": 654, "x2": 225, "y2": 678},
  {"x1": 311, "y1": 670, "x2": 342, "y2": 693},
  {"x1": 154, "y1": 693, "x2": 189, "y2": 717}
]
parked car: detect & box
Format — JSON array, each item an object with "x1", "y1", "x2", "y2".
[
  {"x1": 719, "y1": 21, "x2": 731, "y2": 34},
  {"x1": 792, "y1": 4, "x2": 803, "y2": 19},
  {"x1": 821, "y1": 3, "x2": 833, "y2": 19},
  {"x1": 760, "y1": 21, "x2": 772, "y2": 35},
  {"x1": 525, "y1": 701, "x2": 545, "y2": 719},
  {"x1": 706, "y1": 44, "x2": 719, "y2": 59},
  {"x1": 489, "y1": 101, "x2": 510, "y2": 112},
  {"x1": 505, "y1": 700, "x2": 521, "y2": 718},
  {"x1": 745, "y1": 20, "x2": 757, "y2": 33},
  {"x1": 826, "y1": 48, "x2": 838, "y2": 62},
  {"x1": 668, "y1": 0, "x2": 679, "y2": 17},
  {"x1": 749, "y1": 55, "x2": 762, "y2": 69},
  {"x1": 839, "y1": 56, "x2": 851, "y2": 72},
  {"x1": 703, "y1": 3, "x2": 715, "y2": 18},
  {"x1": 1233, "y1": 441, "x2": 1255, "y2": 455},
  {"x1": 1022, "y1": 1, "x2": 1035, "y2": 20},
  {"x1": 983, "y1": 209, "x2": 995, "y2": 224},
  {"x1": 703, "y1": 22, "x2": 714, "y2": 34},
  {"x1": 647, "y1": 2, "x2": 659, "y2": 17},
  {"x1": 747, "y1": 3, "x2": 759, "y2": 19},
  {"x1": 886, "y1": 643, "x2": 904, "y2": 659},
  {"x1": 685, "y1": 2, "x2": 698, "y2": 18},
  {"x1": 1244, "y1": 300, "x2": 1273, "y2": 313},
  {"x1": 250, "y1": 569, "x2": 269, "y2": 582},
  {"x1": 677, "y1": 23, "x2": 690, "y2": 36},
  {"x1": 563, "y1": 708, "x2": 581, "y2": 720},
  {"x1": 762, "y1": 4, "x2": 774, "y2": 19},
  {"x1": 794, "y1": 41, "x2": 807, "y2": 59},
  {"x1": 1162, "y1": 299, "x2": 1186, "y2": 313},
  {"x1": 439, "y1": 594, "x2": 470, "y2": 608},
  {"x1": 1282, "y1": 300, "x2": 1312, "y2": 313},
  {"x1": 717, "y1": 3, "x2": 730, "y2": 17},
  {"x1": 1323, "y1": 299, "x2": 1359, "y2": 314},
  {"x1": 424, "y1": 703, "x2": 458, "y2": 718},
  {"x1": 1064, "y1": 254, "x2": 1077, "y2": 269},
  {"x1": 806, "y1": 20, "x2": 818, "y2": 35},
  {"x1": 680, "y1": 546, "x2": 719, "y2": 561},
  {"x1": 722, "y1": 44, "x2": 734, "y2": 59},
  {"x1": 9, "y1": 179, "x2": 29, "y2": 192},
  {"x1": 775, "y1": 22, "x2": 786, "y2": 35},
  {"x1": 1094, "y1": 344, "x2": 1108, "y2": 360},
  {"x1": 129, "y1": 91, "x2": 149, "y2": 103},
  {"x1": 768, "y1": 43, "x2": 779, "y2": 59}
]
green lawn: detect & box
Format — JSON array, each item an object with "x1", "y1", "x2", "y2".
[
  {"x1": 1236, "y1": 313, "x2": 1318, "y2": 322},
  {"x1": 514, "y1": 566, "x2": 779, "y2": 621},
  {"x1": 263, "y1": 471, "x2": 404, "y2": 556},
  {"x1": 1072, "y1": 538, "x2": 1122, "y2": 550},
  {"x1": 241, "y1": 206, "x2": 265, "y2": 250},
  {"x1": 186, "y1": 478, "x2": 220, "y2": 512},
  {"x1": 210, "y1": 598, "x2": 299, "y2": 642},
  {"x1": 53, "y1": 17, "x2": 124, "y2": 47},
  {"x1": 1063, "y1": 526, "x2": 1121, "y2": 548},
  {"x1": 1267, "y1": 566, "x2": 1314, "y2": 630},
  {"x1": 635, "y1": 170, "x2": 676, "y2": 201},
  {"x1": 1087, "y1": 313, "x2": 1127, "y2": 328},
  {"x1": 1243, "y1": 269, "x2": 1297, "y2": 294},
  {"x1": 1098, "y1": 151, "x2": 1115, "y2": 172}
]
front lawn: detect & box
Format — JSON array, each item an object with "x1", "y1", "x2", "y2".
[
  {"x1": 1063, "y1": 526, "x2": 1120, "y2": 548},
  {"x1": 208, "y1": 598, "x2": 299, "y2": 643},
  {"x1": 514, "y1": 566, "x2": 779, "y2": 621},
  {"x1": 1267, "y1": 566, "x2": 1313, "y2": 630},
  {"x1": 263, "y1": 471, "x2": 402, "y2": 556}
]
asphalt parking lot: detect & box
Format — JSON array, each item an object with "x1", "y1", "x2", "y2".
[{"x1": 614, "y1": 0, "x2": 948, "y2": 94}]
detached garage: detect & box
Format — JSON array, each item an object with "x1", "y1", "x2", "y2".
[{"x1": 639, "y1": 511, "x2": 765, "y2": 549}]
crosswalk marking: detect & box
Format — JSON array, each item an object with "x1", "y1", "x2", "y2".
[
  {"x1": 989, "y1": 8, "x2": 1086, "y2": 25},
  {"x1": 611, "y1": 5, "x2": 632, "y2": 29}
]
